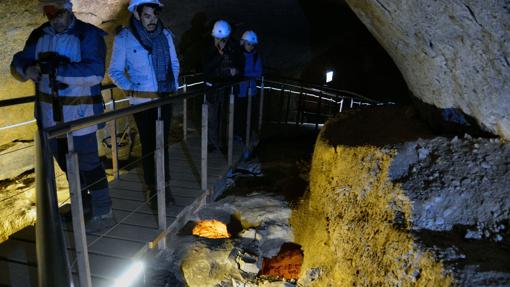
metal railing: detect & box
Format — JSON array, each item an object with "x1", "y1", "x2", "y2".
[{"x1": 0, "y1": 74, "x2": 383, "y2": 286}]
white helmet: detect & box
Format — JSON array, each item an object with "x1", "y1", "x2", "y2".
[
  {"x1": 211, "y1": 20, "x2": 231, "y2": 39},
  {"x1": 128, "y1": 0, "x2": 163, "y2": 13},
  {"x1": 241, "y1": 30, "x2": 258, "y2": 45}
]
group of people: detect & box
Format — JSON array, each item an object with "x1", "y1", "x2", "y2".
[{"x1": 10, "y1": 0, "x2": 263, "y2": 233}]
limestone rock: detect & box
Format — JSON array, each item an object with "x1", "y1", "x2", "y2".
[
  {"x1": 394, "y1": 136, "x2": 510, "y2": 238},
  {"x1": 344, "y1": 0, "x2": 510, "y2": 140},
  {"x1": 0, "y1": 141, "x2": 34, "y2": 181},
  {"x1": 180, "y1": 239, "x2": 242, "y2": 286}
]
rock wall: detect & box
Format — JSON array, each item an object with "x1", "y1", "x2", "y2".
[{"x1": 344, "y1": 0, "x2": 510, "y2": 139}]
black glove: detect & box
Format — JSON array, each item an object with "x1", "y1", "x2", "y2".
[{"x1": 37, "y1": 52, "x2": 69, "y2": 74}]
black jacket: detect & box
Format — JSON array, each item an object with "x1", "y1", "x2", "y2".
[{"x1": 203, "y1": 39, "x2": 244, "y2": 85}]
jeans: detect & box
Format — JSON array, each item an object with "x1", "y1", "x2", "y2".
[
  {"x1": 49, "y1": 132, "x2": 112, "y2": 217},
  {"x1": 206, "y1": 87, "x2": 227, "y2": 148},
  {"x1": 133, "y1": 105, "x2": 172, "y2": 189}
]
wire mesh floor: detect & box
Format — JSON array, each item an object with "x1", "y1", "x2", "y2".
[{"x1": 0, "y1": 133, "x2": 246, "y2": 286}]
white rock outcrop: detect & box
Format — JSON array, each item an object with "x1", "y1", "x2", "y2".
[{"x1": 345, "y1": 0, "x2": 510, "y2": 139}]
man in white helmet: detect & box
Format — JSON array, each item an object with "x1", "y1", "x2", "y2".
[
  {"x1": 109, "y1": 0, "x2": 179, "y2": 208},
  {"x1": 11, "y1": 0, "x2": 114, "y2": 233},
  {"x1": 203, "y1": 19, "x2": 244, "y2": 152}
]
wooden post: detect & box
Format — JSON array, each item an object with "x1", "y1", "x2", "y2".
[
  {"x1": 258, "y1": 77, "x2": 264, "y2": 131},
  {"x1": 246, "y1": 85, "x2": 253, "y2": 148},
  {"x1": 155, "y1": 107, "x2": 167, "y2": 249},
  {"x1": 316, "y1": 91, "x2": 322, "y2": 130},
  {"x1": 66, "y1": 133, "x2": 92, "y2": 287},
  {"x1": 227, "y1": 87, "x2": 234, "y2": 168},
  {"x1": 109, "y1": 89, "x2": 119, "y2": 179},
  {"x1": 201, "y1": 101, "x2": 208, "y2": 192},
  {"x1": 183, "y1": 76, "x2": 188, "y2": 142}
]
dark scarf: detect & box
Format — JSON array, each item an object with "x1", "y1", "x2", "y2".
[{"x1": 130, "y1": 16, "x2": 175, "y2": 93}]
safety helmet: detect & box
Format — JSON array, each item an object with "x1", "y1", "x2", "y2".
[
  {"x1": 211, "y1": 20, "x2": 231, "y2": 39},
  {"x1": 39, "y1": 0, "x2": 72, "y2": 10},
  {"x1": 128, "y1": 0, "x2": 163, "y2": 13},
  {"x1": 241, "y1": 30, "x2": 258, "y2": 45}
]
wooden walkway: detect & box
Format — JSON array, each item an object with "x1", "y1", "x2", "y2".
[{"x1": 0, "y1": 134, "x2": 246, "y2": 286}]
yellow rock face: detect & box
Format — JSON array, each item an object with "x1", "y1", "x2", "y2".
[{"x1": 291, "y1": 117, "x2": 452, "y2": 286}]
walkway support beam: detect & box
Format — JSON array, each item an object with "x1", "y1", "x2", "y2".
[{"x1": 155, "y1": 107, "x2": 167, "y2": 250}]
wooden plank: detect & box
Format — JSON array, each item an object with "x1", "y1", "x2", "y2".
[
  {"x1": 0, "y1": 239, "x2": 37, "y2": 266},
  {"x1": 112, "y1": 210, "x2": 159, "y2": 229},
  {"x1": 112, "y1": 199, "x2": 183, "y2": 218},
  {"x1": 88, "y1": 224, "x2": 159, "y2": 243},
  {"x1": 0, "y1": 259, "x2": 38, "y2": 286},
  {"x1": 86, "y1": 236, "x2": 145, "y2": 259},
  {"x1": 109, "y1": 189, "x2": 145, "y2": 201},
  {"x1": 86, "y1": 253, "x2": 132, "y2": 280}
]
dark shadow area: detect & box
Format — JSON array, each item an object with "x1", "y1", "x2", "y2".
[
  {"x1": 323, "y1": 106, "x2": 437, "y2": 147},
  {"x1": 323, "y1": 102, "x2": 496, "y2": 148},
  {"x1": 297, "y1": 0, "x2": 409, "y2": 103},
  {"x1": 410, "y1": 95, "x2": 496, "y2": 138},
  {"x1": 414, "y1": 226, "x2": 510, "y2": 273},
  {"x1": 218, "y1": 124, "x2": 317, "y2": 206},
  {"x1": 179, "y1": 12, "x2": 210, "y2": 74}
]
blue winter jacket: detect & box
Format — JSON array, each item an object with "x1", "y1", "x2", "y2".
[
  {"x1": 109, "y1": 27, "x2": 180, "y2": 106},
  {"x1": 11, "y1": 18, "x2": 107, "y2": 136},
  {"x1": 239, "y1": 50, "x2": 263, "y2": 97}
]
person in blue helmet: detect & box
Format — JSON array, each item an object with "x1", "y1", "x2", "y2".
[
  {"x1": 236, "y1": 30, "x2": 263, "y2": 142},
  {"x1": 109, "y1": 0, "x2": 179, "y2": 209},
  {"x1": 10, "y1": 0, "x2": 113, "y2": 233}
]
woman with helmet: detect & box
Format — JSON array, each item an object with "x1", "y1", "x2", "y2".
[
  {"x1": 236, "y1": 30, "x2": 263, "y2": 142},
  {"x1": 203, "y1": 19, "x2": 244, "y2": 152}
]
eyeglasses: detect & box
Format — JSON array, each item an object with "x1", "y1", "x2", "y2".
[{"x1": 43, "y1": 5, "x2": 67, "y2": 20}]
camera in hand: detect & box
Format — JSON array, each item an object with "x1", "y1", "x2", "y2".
[
  {"x1": 37, "y1": 52, "x2": 69, "y2": 90},
  {"x1": 37, "y1": 52, "x2": 68, "y2": 74},
  {"x1": 37, "y1": 52, "x2": 70, "y2": 122}
]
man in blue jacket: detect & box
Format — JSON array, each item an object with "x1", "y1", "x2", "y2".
[
  {"x1": 11, "y1": 0, "x2": 113, "y2": 232},
  {"x1": 109, "y1": 0, "x2": 179, "y2": 208}
]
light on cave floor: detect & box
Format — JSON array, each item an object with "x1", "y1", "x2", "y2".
[
  {"x1": 113, "y1": 261, "x2": 144, "y2": 287},
  {"x1": 192, "y1": 219, "x2": 231, "y2": 239}
]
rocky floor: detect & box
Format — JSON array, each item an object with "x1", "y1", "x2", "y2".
[{"x1": 390, "y1": 135, "x2": 510, "y2": 286}]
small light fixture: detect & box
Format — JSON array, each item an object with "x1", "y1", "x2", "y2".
[
  {"x1": 113, "y1": 261, "x2": 145, "y2": 287},
  {"x1": 325, "y1": 70, "x2": 334, "y2": 84}
]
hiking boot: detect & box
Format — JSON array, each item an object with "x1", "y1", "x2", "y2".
[{"x1": 86, "y1": 210, "x2": 116, "y2": 234}]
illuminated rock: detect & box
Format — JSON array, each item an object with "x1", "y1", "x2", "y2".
[{"x1": 192, "y1": 219, "x2": 231, "y2": 239}]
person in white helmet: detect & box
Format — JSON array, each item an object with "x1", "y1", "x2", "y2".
[
  {"x1": 236, "y1": 30, "x2": 263, "y2": 141},
  {"x1": 203, "y1": 19, "x2": 244, "y2": 152},
  {"x1": 11, "y1": 0, "x2": 114, "y2": 233},
  {"x1": 109, "y1": 0, "x2": 179, "y2": 208}
]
